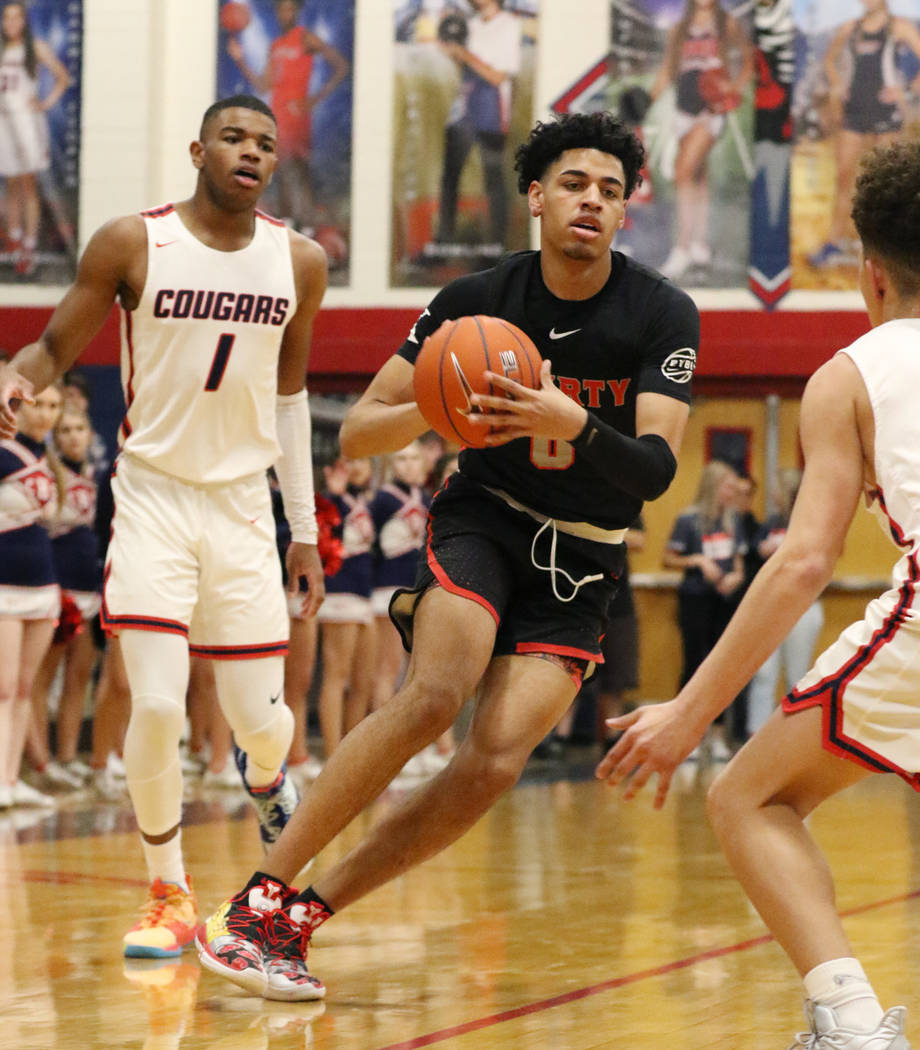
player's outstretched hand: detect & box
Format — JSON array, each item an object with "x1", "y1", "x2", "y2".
[
  {"x1": 286, "y1": 542, "x2": 326, "y2": 619},
  {"x1": 0, "y1": 365, "x2": 34, "y2": 439},
  {"x1": 468, "y1": 359, "x2": 586, "y2": 444},
  {"x1": 595, "y1": 700, "x2": 704, "y2": 809}
]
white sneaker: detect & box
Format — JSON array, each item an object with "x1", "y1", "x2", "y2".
[
  {"x1": 0, "y1": 784, "x2": 11, "y2": 809},
  {"x1": 660, "y1": 245, "x2": 691, "y2": 281},
  {"x1": 91, "y1": 766, "x2": 126, "y2": 802},
  {"x1": 40, "y1": 760, "x2": 85, "y2": 791},
  {"x1": 791, "y1": 1001, "x2": 911, "y2": 1049},
  {"x1": 62, "y1": 758, "x2": 92, "y2": 783},
  {"x1": 11, "y1": 779, "x2": 55, "y2": 807},
  {"x1": 709, "y1": 734, "x2": 733, "y2": 763},
  {"x1": 420, "y1": 746, "x2": 452, "y2": 775},
  {"x1": 202, "y1": 762, "x2": 242, "y2": 789},
  {"x1": 107, "y1": 753, "x2": 128, "y2": 780},
  {"x1": 395, "y1": 753, "x2": 431, "y2": 781}
]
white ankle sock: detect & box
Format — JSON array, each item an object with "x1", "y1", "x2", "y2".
[
  {"x1": 804, "y1": 958, "x2": 884, "y2": 1032},
  {"x1": 141, "y1": 833, "x2": 188, "y2": 891}
]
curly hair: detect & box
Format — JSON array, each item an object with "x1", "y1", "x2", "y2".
[
  {"x1": 852, "y1": 141, "x2": 920, "y2": 296},
  {"x1": 513, "y1": 112, "x2": 646, "y2": 198}
]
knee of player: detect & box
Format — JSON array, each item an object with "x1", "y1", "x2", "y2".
[
  {"x1": 400, "y1": 676, "x2": 469, "y2": 735},
  {"x1": 705, "y1": 766, "x2": 747, "y2": 838},
  {"x1": 457, "y1": 738, "x2": 526, "y2": 797},
  {"x1": 235, "y1": 702, "x2": 294, "y2": 766},
  {"x1": 129, "y1": 691, "x2": 186, "y2": 738}
]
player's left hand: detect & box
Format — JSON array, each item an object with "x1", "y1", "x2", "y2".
[
  {"x1": 0, "y1": 365, "x2": 34, "y2": 439},
  {"x1": 595, "y1": 699, "x2": 705, "y2": 809},
  {"x1": 286, "y1": 542, "x2": 325, "y2": 618},
  {"x1": 468, "y1": 360, "x2": 587, "y2": 445}
]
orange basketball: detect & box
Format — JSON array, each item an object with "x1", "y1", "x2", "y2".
[
  {"x1": 220, "y1": 1, "x2": 251, "y2": 33},
  {"x1": 413, "y1": 315, "x2": 543, "y2": 449}
]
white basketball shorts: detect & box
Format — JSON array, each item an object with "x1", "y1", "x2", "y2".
[
  {"x1": 102, "y1": 455, "x2": 288, "y2": 659},
  {"x1": 784, "y1": 582, "x2": 920, "y2": 790}
]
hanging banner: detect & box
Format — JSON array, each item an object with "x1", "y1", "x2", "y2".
[
  {"x1": 390, "y1": 0, "x2": 539, "y2": 289},
  {"x1": 0, "y1": 0, "x2": 82, "y2": 285},
  {"x1": 216, "y1": 0, "x2": 355, "y2": 286}
]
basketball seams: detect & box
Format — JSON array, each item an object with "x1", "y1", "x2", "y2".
[
  {"x1": 495, "y1": 318, "x2": 540, "y2": 388},
  {"x1": 436, "y1": 319, "x2": 467, "y2": 445}
]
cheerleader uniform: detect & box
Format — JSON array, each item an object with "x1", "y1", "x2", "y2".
[
  {"x1": 369, "y1": 480, "x2": 429, "y2": 617},
  {"x1": 0, "y1": 434, "x2": 60, "y2": 621},
  {"x1": 317, "y1": 486, "x2": 375, "y2": 624},
  {"x1": 48, "y1": 457, "x2": 101, "y2": 622}
]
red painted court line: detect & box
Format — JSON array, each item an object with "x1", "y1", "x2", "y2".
[
  {"x1": 372, "y1": 887, "x2": 920, "y2": 1050},
  {"x1": 14, "y1": 869, "x2": 149, "y2": 888}
]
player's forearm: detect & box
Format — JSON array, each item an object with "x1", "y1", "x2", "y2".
[
  {"x1": 9, "y1": 339, "x2": 65, "y2": 393},
  {"x1": 339, "y1": 399, "x2": 428, "y2": 458}
]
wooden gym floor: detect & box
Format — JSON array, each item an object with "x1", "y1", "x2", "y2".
[{"x1": 2, "y1": 752, "x2": 918, "y2": 1050}]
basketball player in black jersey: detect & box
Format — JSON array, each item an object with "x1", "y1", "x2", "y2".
[{"x1": 197, "y1": 111, "x2": 700, "y2": 1002}]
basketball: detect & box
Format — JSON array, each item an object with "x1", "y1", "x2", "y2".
[
  {"x1": 413, "y1": 315, "x2": 543, "y2": 448},
  {"x1": 220, "y1": 2, "x2": 250, "y2": 34}
]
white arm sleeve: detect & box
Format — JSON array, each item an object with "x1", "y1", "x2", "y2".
[{"x1": 275, "y1": 389, "x2": 318, "y2": 545}]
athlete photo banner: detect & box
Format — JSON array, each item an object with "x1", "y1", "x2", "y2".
[
  {"x1": 606, "y1": 0, "x2": 756, "y2": 291},
  {"x1": 0, "y1": 0, "x2": 82, "y2": 286},
  {"x1": 391, "y1": 0, "x2": 539, "y2": 289},
  {"x1": 791, "y1": 0, "x2": 920, "y2": 292},
  {"x1": 216, "y1": 0, "x2": 355, "y2": 287}
]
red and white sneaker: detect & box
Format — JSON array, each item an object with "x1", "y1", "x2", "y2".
[
  {"x1": 262, "y1": 902, "x2": 326, "y2": 1002},
  {"x1": 123, "y1": 878, "x2": 200, "y2": 958},
  {"x1": 196, "y1": 873, "x2": 292, "y2": 995}
]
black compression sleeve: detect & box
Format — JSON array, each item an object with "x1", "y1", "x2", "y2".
[{"x1": 569, "y1": 416, "x2": 677, "y2": 501}]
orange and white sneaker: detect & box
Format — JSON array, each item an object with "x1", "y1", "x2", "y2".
[{"x1": 123, "y1": 877, "x2": 200, "y2": 958}]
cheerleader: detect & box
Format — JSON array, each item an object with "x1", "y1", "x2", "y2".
[
  {"x1": 316, "y1": 455, "x2": 376, "y2": 758},
  {"x1": 0, "y1": 383, "x2": 62, "y2": 807},
  {"x1": 28, "y1": 404, "x2": 101, "y2": 789}
]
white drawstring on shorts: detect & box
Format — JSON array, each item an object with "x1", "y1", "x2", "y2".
[{"x1": 530, "y1": 518, "x2": 605, "y2": 603}]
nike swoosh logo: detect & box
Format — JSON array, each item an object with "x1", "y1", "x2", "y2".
[
  {"x1": 269, "y1": 692, "x2": 280, "y2": 704},
  {"x1": 155, "y1": 240, "x2": 177, "y2": 248},
  {"x1": 549, "y1": 327, "x2": 581, "y2": 340}
]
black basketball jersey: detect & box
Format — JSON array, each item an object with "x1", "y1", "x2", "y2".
[{"x1": 397, "y1": 250, "x2": 700, "y2": 530}]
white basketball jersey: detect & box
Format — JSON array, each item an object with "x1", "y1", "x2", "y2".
[
  {"x1": 0, "y1": 44, "x2": 36, "y2": 114},
  {"x1": 119, "y1": 205, "x2": 297, "y2": 484},
  {"x1": 841, "y1": 319, "x2": 920, "y2": 561}
]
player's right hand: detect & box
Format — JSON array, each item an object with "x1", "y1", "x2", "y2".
[{"x1": 0, "y1": 367, "x2": 34, "y2": 439}]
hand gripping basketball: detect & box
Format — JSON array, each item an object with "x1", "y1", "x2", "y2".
[{"x1": 413, "y1": 316, "x2": 543, "y2": 448}]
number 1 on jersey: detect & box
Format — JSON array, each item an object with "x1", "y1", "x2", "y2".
[{"x1": 204, "y1": 334, "x2": 235, "y2": 391}]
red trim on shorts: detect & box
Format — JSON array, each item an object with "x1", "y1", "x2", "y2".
[
  {"x1": 100, "y1": 565, "x2": 189, "y2": 637},
  {"x1": 188, "y1": 641, "x2": 289, "y2": 660},
  {"x1": 425, "y1": 518, "x2": 500, "y2": 625},
  {"x1": 783, "y1": 549, "x2": 920, "y2": 791},
  {"x1": 515, "y1": 641, "x2": 602, "y2": 662}
]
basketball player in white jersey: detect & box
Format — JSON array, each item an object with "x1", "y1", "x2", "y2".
[
  {"x1": 0, "y1": 94, "x2": 327, "y2": 958},
  {"x1": 600, "y1": 140, "x2": 920, "y2": 1049}
]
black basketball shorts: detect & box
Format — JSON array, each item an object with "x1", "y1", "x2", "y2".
[{"x1": 389, "y1": 473, "x2": 624, "y2": 667}]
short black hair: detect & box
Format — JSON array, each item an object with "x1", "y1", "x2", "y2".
[
  {"x1": 199, "y1": 94, "x2": 277, "y2": 138},
  {"x1": 62, "y1": 369, "x2": 92, "y2": 403},
  {"x1": 852, "y1": 140, "x2": 920, "y2": 297},
  {"x1": 514, "y1": 112, "x2": 645, "y2": 198}
]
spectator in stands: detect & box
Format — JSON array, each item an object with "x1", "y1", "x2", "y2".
[
  {"x1": 745, "y1": 468, "x2": 824, "y2": 736},
  {"x1": 663, "y1": 459, "x2": 744, "y2": 760}
]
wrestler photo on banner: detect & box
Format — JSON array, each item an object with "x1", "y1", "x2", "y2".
[
  {"x1": 217, "y1": 0, "x2": 354, "y2": 285},
  {"x1": 0, "y1": 0, "x2": 82, "y2": 285},
  {"x1": 390, "y1": 0, "x2": 539, "y2": 289},
  {"x1": 607, "y1": 0, "x2": 755, "y2": 289},
  {"x1": 791, "y1": 0, "x2": 920, "y2": 291}
]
